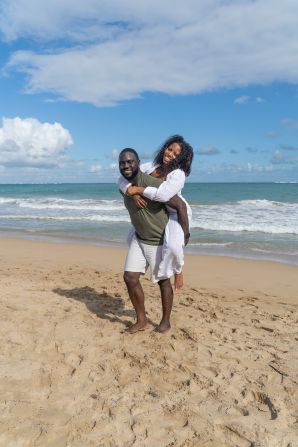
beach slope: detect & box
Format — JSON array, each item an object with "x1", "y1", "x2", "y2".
[{"x1": 0, "y1": 238, "x2": 297, "y2": 447}]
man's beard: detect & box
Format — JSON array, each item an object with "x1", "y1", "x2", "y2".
[{"x1": 121, "y1": 168, "x2": 139, "y2": 181}]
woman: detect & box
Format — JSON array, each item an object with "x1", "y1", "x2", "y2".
[{"x1": 119, "y1": 135, "x2": 193, "y2": 289}]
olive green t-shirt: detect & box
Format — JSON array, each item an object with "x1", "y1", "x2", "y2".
[{"x1": 123, "y1": 171, "x2": 168, "y2": 245}]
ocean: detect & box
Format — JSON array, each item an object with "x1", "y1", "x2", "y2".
[{"x1": 0, "y1": 182, "x2": 297, "y2": 266}]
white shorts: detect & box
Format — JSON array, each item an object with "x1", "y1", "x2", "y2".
[{"x1": 124, "y1": 234, "x2": 168, "y2": 283}]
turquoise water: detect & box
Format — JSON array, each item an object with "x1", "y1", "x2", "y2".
[
  {"x1": 183, "y1": 182, "x2": 298, "y2": 204},
  {"x1": 0, "y1": 182, "x2": 297, "y2": 265}
]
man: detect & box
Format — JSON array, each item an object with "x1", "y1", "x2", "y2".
[{"x1": 119, "y1": 148, "x2": 189, "y2": 334}]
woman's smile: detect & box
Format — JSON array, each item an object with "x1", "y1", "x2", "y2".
[{"x1": 163, "y1": 142, "x2": 181, "y2": 165}]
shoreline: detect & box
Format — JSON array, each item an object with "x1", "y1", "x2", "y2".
[
  {"x1": 1, "y1": 236, "x2": 298, "y2": 301},
  {"x1": 1, "y1": 230, "x2": 298, "y2": 268}
]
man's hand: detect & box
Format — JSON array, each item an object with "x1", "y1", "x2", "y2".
[
  {"x1": 126, "y1": 186, "x2": 145, "y2": 196},
  {"x1": 133, "y1": 194, "x2": 148, "y2": 208}
]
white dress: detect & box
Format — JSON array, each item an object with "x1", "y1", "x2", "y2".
[{"x1": 119, "y1": 162, "x2": 191, "y2": 279}]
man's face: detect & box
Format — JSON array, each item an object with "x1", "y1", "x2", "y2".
[{"x1": 119, "y1": 151, "x2": 140, "y2": 180}]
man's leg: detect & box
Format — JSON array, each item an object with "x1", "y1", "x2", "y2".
[
  {"x1": 123, "y1": 271, "x2": 148, "y2": 333},
  {"x1": 123, "y1": 235, "x2": 148, "y2": 333},
  {"x1": 156, "y1": 278, "x2": 173, "y2": 333}
]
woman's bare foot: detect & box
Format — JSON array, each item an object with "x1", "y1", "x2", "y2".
[
  {"x1": 155, "y1": 320, "x2": 171, "y2": 333},
  {"x1": 125, "y1": 321, "x2": 148, "y2": 334},
  {"x1": 174, "y1": 272, "x2": 184, "y2": 290}
]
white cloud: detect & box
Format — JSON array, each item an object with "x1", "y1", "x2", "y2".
[
  {"x1": 234, "y1": 95, "x2": 265, "y2": 105},
  {"x1": 111, "y1": 149, "x2": 118, "y2": 159},
  {"x1": 90, "y1": 163, "x2": 102, "y2": 173},
  {"x1": 282, "y1": 118, "x2": 298, "y2": 129},
  {"x1": 0, "y1": 0, "x2": 202, "y2": 41},
  {"x1": 256, "y1": 96, "x2": 265, "y2": 103},
  {"x1": 138, "y1": 151, "x2": 154, "y2": 160},
  {"x1": 243, "y1": 163, "x2": 273, "y2": 173},
  {"x1": 234, "y1": 96, "x2": 250, "y2": 105},
  {"x1": 226, "y1": 162, "x2": 273, "y2": 174},
  {"x1": 91, "y1": 162, "x2": 121, "y2": 173},
  {"x1": 191, "y1": 161, "x2": 274, "y2": 179},
  {"x1": 271, "y1": 147, "x2": 298, "y2": 165},
  {"x1": 246, "y1": 146, "x2": 258, "y2": 153},
  {"x1": 266, "y1": 131, "x2": 279, "y2": 139},
  {"x1": 0, "y1": 117, "x2": 73, "y2": 168},
  {"x1": 196, "y1": 145, "x2": 220, "y2": 155},
  {"x1": 279, "y1": 144, "x2": 298, "y2": 151},
  {"x1": 3, "y1": 0, "x2": 298, "y2": 106},
  {"x1": 271, "y1": 149, "x2": 285, "y2": 164}
]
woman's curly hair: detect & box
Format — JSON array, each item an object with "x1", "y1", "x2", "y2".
[{"x1": 153, "y1": 135, "x2": 194, "y2": 176}]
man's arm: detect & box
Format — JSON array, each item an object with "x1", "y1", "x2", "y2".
[
  {"x1": 129, "y1": 171, "x2": 162, "y2": 209},
  {"x1": 166, "y1": 195, "x2": 190, "y2": 246},
  {"x1": 136, "y1": 174, "x2": 189, "y2": 244},
  {"x1": 126, "y1": 170, "x2": 185, "y2": 202}
]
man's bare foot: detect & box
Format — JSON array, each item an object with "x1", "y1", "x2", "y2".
[
  {"x1": 174, "y1": 272, "x2": 183, "y2": 290},
  {"x1": 155, "y1": 320, "x2": 171, "y2": 333},
  {"x1": 125, "y1": 321, "x2": 148, "y2": 334}
]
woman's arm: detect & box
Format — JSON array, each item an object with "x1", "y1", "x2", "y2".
[
  {"x1": 118, "y1": 176, "x2": 147, "y2": 208},
  {"x1": 118, "y1": 175, "x2": 131, "y2": 194},
  {"x1": 142, "y1": 170, "x2": 185, "y2": 202}
]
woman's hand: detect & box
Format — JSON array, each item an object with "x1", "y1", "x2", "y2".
[
  {"x1": 184, "y1": 232, "x2": 190, "y2": 246},
  {"x1": 133, "y1": 194, "x2": 148, "y2": 208},
  {"x1": 126, "y1": 186, "x2": 145, "y2": 196}
]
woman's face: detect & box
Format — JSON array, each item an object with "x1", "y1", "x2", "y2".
[{"x1": 163, "y1": 142, "x2": 181, "y2": 165}]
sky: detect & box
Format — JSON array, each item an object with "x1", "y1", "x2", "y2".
[{"x1": 0, "y1": 0, "x2": 298, "y2": 183}]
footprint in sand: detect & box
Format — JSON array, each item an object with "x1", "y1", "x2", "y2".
[
  {"x1": 242, "y1": 390, "x2": 278, "y2": 420},
  {"x1": 221, "y1": 404, "x2": 249, "y2": 417}
]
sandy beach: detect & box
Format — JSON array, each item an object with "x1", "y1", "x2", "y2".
[{"x1": 0, "y1": 237, "x2": 297, "y2": 447}]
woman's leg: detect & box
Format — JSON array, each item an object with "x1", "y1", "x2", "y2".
[{"x1": 157, "y1": 214, "x2": 185, "y2": 288}]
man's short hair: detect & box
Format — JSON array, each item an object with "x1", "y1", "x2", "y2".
[{"x1": 119, "y1": 148, "x2": 140, "y2": 161}]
